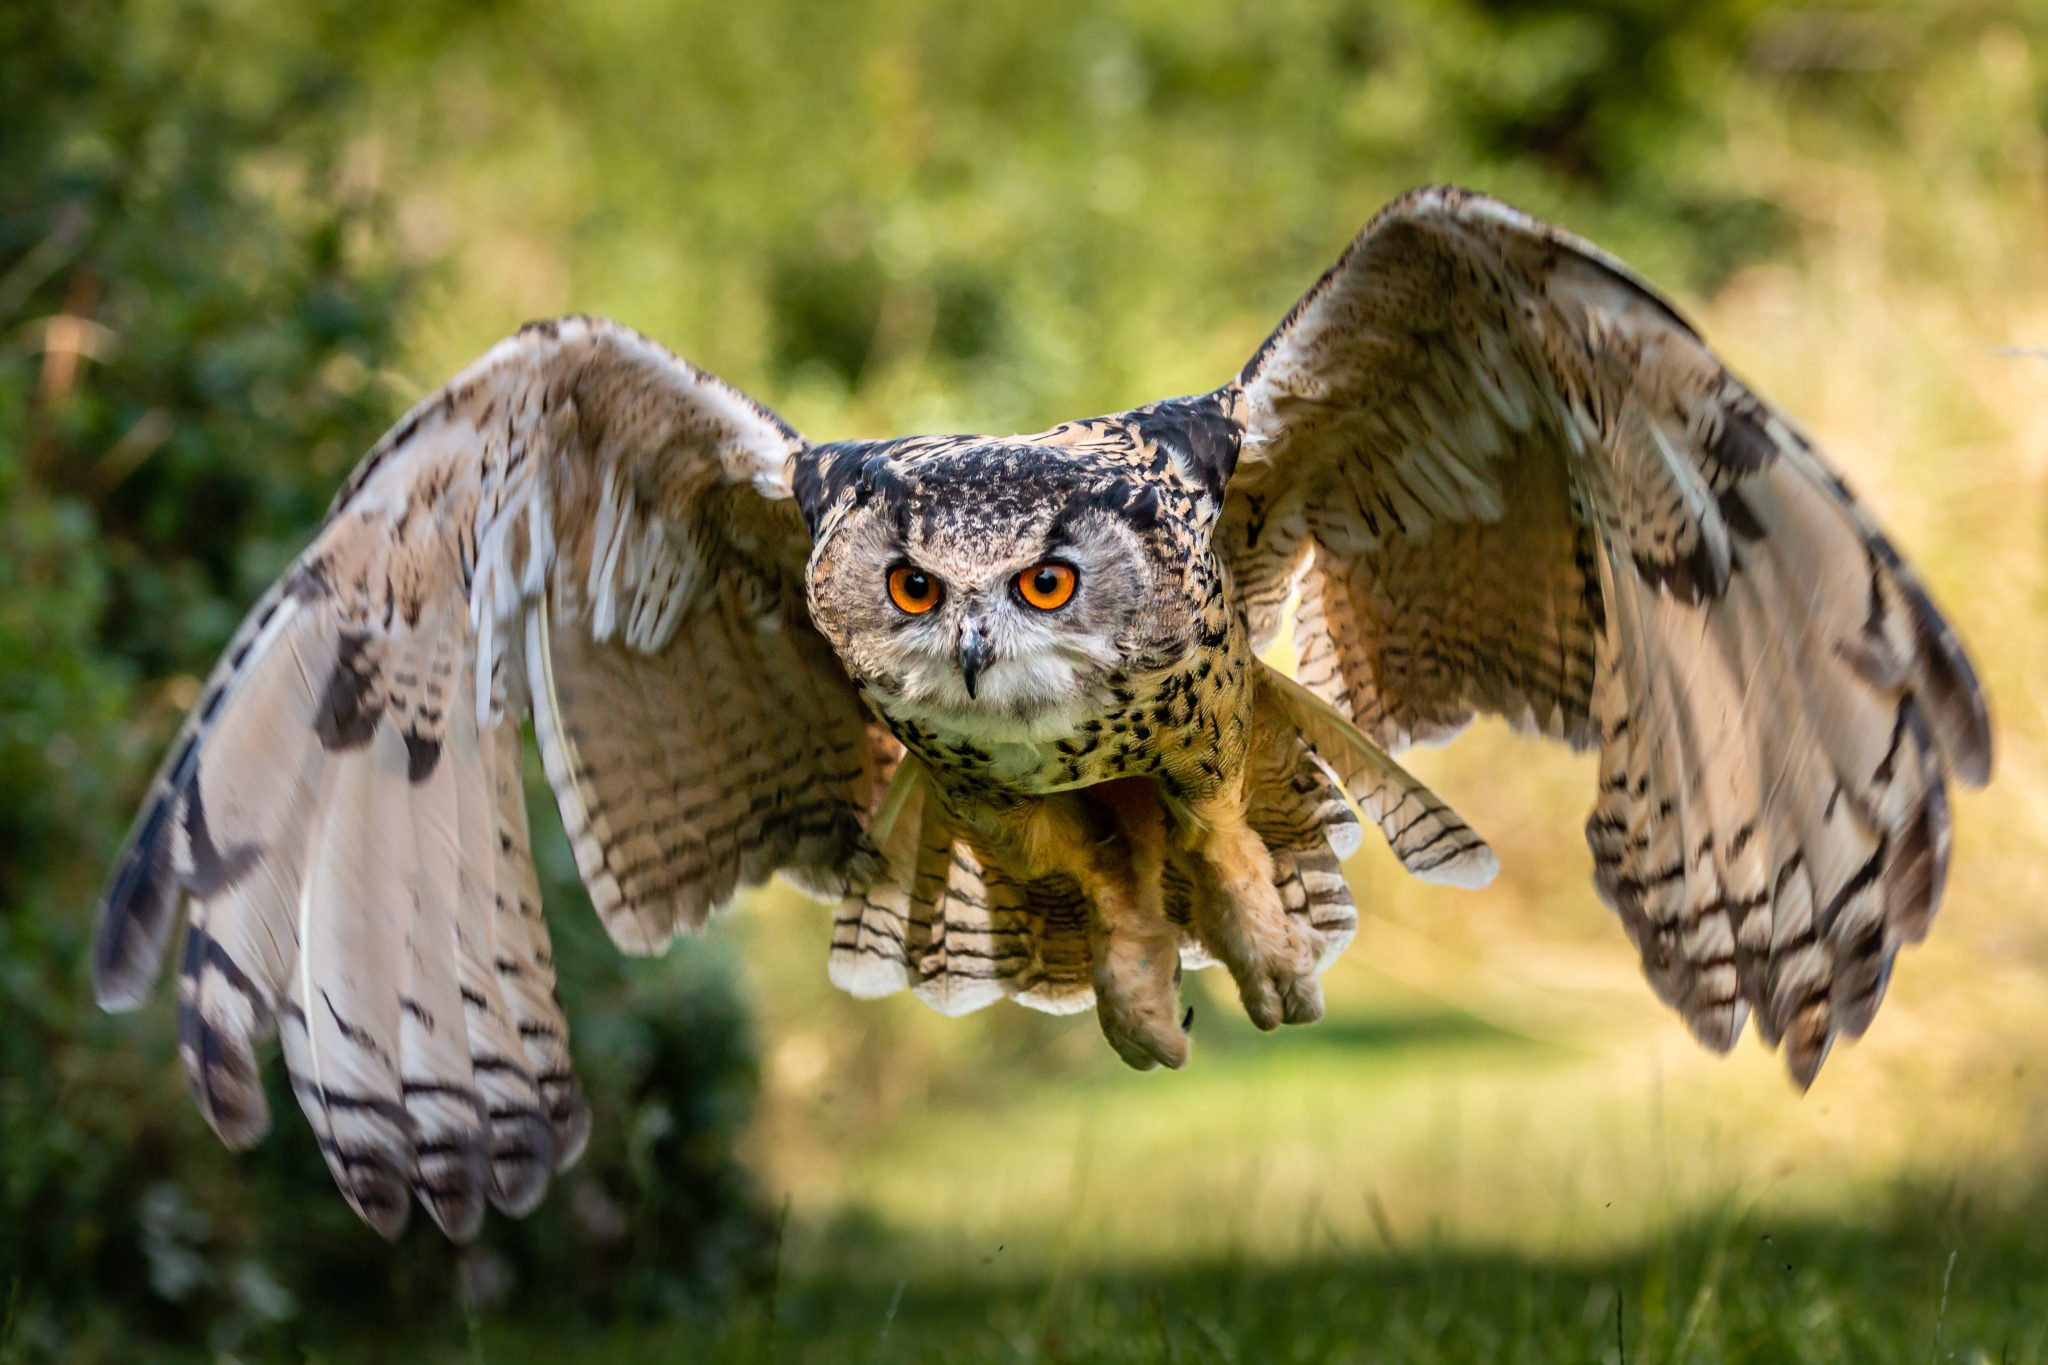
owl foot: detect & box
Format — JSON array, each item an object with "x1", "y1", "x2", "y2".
[
  {"x1": 1218, "y1": 915, "x2": 1325, "y2": 1031},
  {"x1": 1180, "y1": 828, "x2": 1327, "y2": 1029},
  {"x1": 1174, "y1": 776, "x2": 1331, "y2": 1032},
  {"x1": 1092, "y1": 928, "x2": 1189, "y2": 1071}
]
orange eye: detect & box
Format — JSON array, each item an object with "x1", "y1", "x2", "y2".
[
  {"x1": 887, "y1": 565, "x2": 942, "y2": 615},
  {"x1": 1015, "y1": 561, "x2": 1078, "y2": 611}
]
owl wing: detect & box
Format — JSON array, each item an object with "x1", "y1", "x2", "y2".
[
  {"x1": 93, "y1": 317, "x2": 889, "y2": 1240},
  {"x1": 1214, "y1": 186, "x2": 1992, "y2": 1085}
]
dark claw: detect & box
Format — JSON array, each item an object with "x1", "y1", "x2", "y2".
[{"x1": 1181, "y1": 1005, "x2": 1195, "y2": 1034}]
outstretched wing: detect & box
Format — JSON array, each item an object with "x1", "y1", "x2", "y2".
[
  {"x1": 93, "y1": 317, "x2": 888, "y2": 1240},
  {"x1": 1216, "y1": 186, "x2": 1992, "y2": 1085}
]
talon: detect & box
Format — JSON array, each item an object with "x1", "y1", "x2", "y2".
[{"x1": 1181, "y1": 1005, "x2": 1195, "y2": 1034}]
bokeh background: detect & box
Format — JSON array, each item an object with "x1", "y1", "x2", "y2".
[{"x1": 3, "y1": 0, "x2": 2045, "y2": 1360}]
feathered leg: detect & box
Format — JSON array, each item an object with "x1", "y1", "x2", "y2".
[
  {"x1": 1179, "y1": 768, "x2": 1326, "y2": 1031},
  {"x1": 955, "y1": 787, "x2": 1189, "y2": 1070},
  {"x1": 1082, "y1": 780, "x2": 1187, "y2": 1071}
]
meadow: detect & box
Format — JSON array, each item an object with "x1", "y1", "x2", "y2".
[
  {"x1": 4, "y1": 0, "x2": 2045, "y2": 1360},
  {"x1": 460, "y1": 943, "x2": 2048, "y2": 1361}
]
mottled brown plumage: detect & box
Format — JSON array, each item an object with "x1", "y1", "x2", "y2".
[{"x1": 95, "y1": 186, "x2": 1991, "y2": 1240}]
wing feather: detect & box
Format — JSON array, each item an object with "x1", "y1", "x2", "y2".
[
  {"x1": 1256, "y1": 661, "x2": 1498, "y2": 890},
  {"x1": 478, "y1": 703, "x2": 590, "y2": 1164},
  {"x1": 398, "y1": 691, "x2": 492, "y2": 1241},
  {"x1": 95, "y1": 317, "x2": 884, "y2": 1238},
  {"x1": 1221, "y1": 186, "x2": 1991, "y2": 1083},
  {"x1": 282, "y1": 725, "x2": 415, "y2": 1238}
]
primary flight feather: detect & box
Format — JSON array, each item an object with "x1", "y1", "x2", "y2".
[{"x1": 95, "y1": 186, "x2": 1992, "y2": 1240}]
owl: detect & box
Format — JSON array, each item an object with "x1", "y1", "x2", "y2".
[{"x1": 93, "y1": 187, "x2": 1992, "y2": 1241}]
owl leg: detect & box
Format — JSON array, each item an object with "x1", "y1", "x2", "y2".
[
  {"x1": 996, "y1": 789, "x2": 1188, "y2": 1070},
  {"x1": 1081, "y1": 782, "x2": 1188, "y2": 1071},
  {"x1": 1180, "y1": 778, "x2": 1325, "y2": 1030}
]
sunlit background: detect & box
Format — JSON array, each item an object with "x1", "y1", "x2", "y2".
[{"x1": 3, "y1": 0, "x2": 2045, "y2": 1360}]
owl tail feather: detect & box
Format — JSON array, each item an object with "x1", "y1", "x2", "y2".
[{"x1": 828, "y1": 756, "x2": 1098, "y2": 1016}]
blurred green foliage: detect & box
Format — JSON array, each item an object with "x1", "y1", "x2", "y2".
[
  {"x1": 1, "y1": 2, "x2": 768, "y2": 1359},
  {"x1": 3, "y1": 0, "x2": 2044, "y2": 1359}
]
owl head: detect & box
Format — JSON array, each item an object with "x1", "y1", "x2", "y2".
[{"x1": 799, "y1": 440, "x2": 1196, "y2": 741}]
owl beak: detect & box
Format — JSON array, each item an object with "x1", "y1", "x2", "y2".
[{"x1": 957, "y1": 622, "x2": 993, "y2": 699}]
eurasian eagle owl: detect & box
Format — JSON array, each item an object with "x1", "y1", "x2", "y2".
[{"x1": 93, "y1": 187, "x2": 1992, "y2": 1240}]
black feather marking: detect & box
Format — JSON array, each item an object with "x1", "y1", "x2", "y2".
[
  {"x1": 187, "y1": 1007, "x2": 258, "y2": 1128},
  {"x1": 797, "y1": 441, "x2": 914, "y2": 536},
  {"x1": 1816, "y1": 838, "x2": 1888, "y2": 939},
  {"x1": 1633, "y1": 527, "x2": 1726, "y2": 604},
  {"x1": 402, "y1": 1078, "x2": 488, "y2": 1111},
  {"x1": 1717, "y1": 484, "x2": 1767, "y2": 543},
  {"x1": 1884, "y1": 704, "x2": 1949, "y2": 942},
  {"x1": 320, "y1": 988, "x2": 395, "y2": 1072},
  {"x1": 405, "y1": 731, "x2": 443, "y2": 784},
  {"x1": 181, "y1": 922, "x2": 272, "y2": 1027},
  {"x1": 1706, "y1": 401, "x2": 1778, "y2": 474},
  {"x1": 93, "y1": 790, "x2": 181, "y2": 1002},
  {"x1": 316, "y1": 632, "x2": 383, "y2": 750},
  {"x1": 790, "y1": 444, "x2": 848, "y2": 535},
  {"x1": 470, "y1": 1053, "x2": 537, "y2": 1082},
  {"x1": 177, "y1": 922, "x2": 272, "y2": 1140},
  {"x1": 300, "y1": 1082, "x2": 411, "y2": 1127},
  {"x1": 181, "y1": 775, "x2": 260, "y2": 897},
  {"x1": 1895, "y1": 573, "x2": 1994, "y2": 785},
  {"x1": 1832, "y1": 917, "x2": 1891, "y2": 1036},
  {"x1": 1049, "y1": 479, "x2": 1164, "y2": 541},
  {"x1": 285, "y1": 558, "x2": 332, "y2": 602}
]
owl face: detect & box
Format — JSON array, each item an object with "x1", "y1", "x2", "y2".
[{"x1": 804, "y1": 445, "x2": 1189, "y2": 743}]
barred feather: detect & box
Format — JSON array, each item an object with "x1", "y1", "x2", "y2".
[
  {"x1": 1225, "y1": 185, "x2": 1991, "y2": 1083},
  {"x1": 93, "y1": 317, "x2": 879, "y2": 1239}
]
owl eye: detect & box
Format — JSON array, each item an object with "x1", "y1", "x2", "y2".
[
  {"x1": 1015, "y1": 561, "x2": 1078, "y2": 611},
  {"x1": 887, "y1": 564, "x2": 942, "y2": 615}
]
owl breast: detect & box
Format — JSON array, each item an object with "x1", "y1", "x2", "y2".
[{"x1": 874, "y1": 597, "x2": 1255, "y2": 808}]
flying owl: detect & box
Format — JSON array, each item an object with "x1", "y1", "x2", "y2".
[{"x1": 93, "y1": 186, "x2": 1993, "y2": 1241}]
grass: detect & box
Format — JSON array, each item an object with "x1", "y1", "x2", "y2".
[
  {"x1": 464, "y1": 1213, "x2": 2047, "y2": 1364},
  {"x1": 365, "y1": 939, "x2": 2048, "y2": 1365}
]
